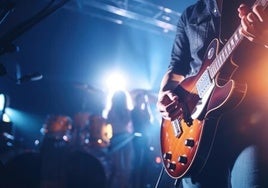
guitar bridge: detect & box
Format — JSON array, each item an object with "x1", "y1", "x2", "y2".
[{"x1": 171, "y1": 119, "x2": 183, "y2": 138}]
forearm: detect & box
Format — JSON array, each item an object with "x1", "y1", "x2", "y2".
[{"x1": 159, "y1": 70, "x2": 185, "y2": 92}]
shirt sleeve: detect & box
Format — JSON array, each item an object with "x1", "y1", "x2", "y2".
[{"x1": 168, "y1": 12, "x2": 192, "y2": 76}]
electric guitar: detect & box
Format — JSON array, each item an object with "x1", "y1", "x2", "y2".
[{"x1": 160, "y1": 0, "x2": 268, "y2": 179}]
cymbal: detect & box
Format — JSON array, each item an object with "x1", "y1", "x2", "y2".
[
  {"x1": 130, "y1": 89, "x2": 158, "y2": 104},
  {"x1": 74, "y1": 82, "x2": 104, "y2": 95}
]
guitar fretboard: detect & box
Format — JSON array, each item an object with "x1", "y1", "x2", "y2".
[{"x1": 208, "y1": 0, "x2": 268, "y2": 79}]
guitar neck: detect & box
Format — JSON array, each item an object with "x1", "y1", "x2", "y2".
[
  {"x1": 208, "y1": 28, "x2": 243, "y2": 79},
  {"x1": 208, "y1": 0, "x2": 268, "y2": 79}
]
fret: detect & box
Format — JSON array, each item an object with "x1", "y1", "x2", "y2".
[
  {"x1": 234, "y1": 32, "x2": 239, "y2": 43},
  {"x1": 211, "y1": 66, "x2": 215, "y2": 77},
  {"x1": 218, "y1": 59, "x2": 221, "y2": 69},
  {"x1": 213, "y1": 65, "x2": 216, "y2": 74},
  {"x1": 230, "y1": 43, "x2": 234, "y2": 51},
  {"x1": 216, "y1": 60, "x2": 219, "y2": 71},
  {"x1": 210, "y1": 65, "x2": 214, "y2": 76},
  {"x1": 223, "y1": 49, "x2": 227, "y2": 61},
  {"x1": 230, "y1": 39, "x2": 235, "y2": 47},
  {"x1": 223, "y1": 47, "x2": 227, "y2": 59},
  {"x1": 220, "y1": 52, "x2": 224, "y2": 64},
  {"x1": 216, "y1": 59, "x2": 220, "y2": 70},
  {"x1": 237, "y1": 31, "x2": 242, "y2": 41},
  {"x1": 221, "y1": 47, "x2": 225, "y2": 57},
  {"x1": 227, "y1": 44, "x2": 231, "y2": 53},
  {"x1": 220, "y1": 53, "x2": 224, "y2": 63},
  {"x1": 209, "y1": 63, "x2": 214, "y2": 78}
]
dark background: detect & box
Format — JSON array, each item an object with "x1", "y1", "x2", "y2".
[{"x1": 0, "y1": 0, "x2": 195, "y2": 148}]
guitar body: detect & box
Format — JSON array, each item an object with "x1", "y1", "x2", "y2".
[{"x1": 160, "y1": 39, "x2": 247, "y2": 178}]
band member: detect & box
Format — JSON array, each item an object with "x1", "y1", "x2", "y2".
[
  {"x1": 157, "y1": 0, "x2": 268, "y2": 187},
  {"x1": 106, "y1": 90, "x2": 134, "y2": 188},
  {"x1": 131, "y1": 93, "x2": 153, "y2": 188}
]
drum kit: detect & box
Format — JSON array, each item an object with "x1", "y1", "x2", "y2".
[
  {"x1": 39, "y1": 113, "x2": 113, "y2": 181},
  {"x1": 40, "y1": 113, "x2": 112, "y2": 148},
  {"x1": 34, "y1": 85, "x2": 158, "y2": 185},
  {"x1": 40, "y1": 115, "x2": 73, "y2": 143}
]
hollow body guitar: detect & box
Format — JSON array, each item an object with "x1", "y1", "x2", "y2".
[{"x1": 161, "y1": 0, "x2": 268, "y2": 179}]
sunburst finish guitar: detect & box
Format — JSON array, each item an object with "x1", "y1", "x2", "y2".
[{"x1": 161, "y1": 0, "x2": 268, "y2": 179}]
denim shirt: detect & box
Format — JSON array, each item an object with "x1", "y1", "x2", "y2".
[{"x1": 169, "y1": 0, "x2": 222, "y2": 77}]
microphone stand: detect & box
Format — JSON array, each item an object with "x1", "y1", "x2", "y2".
[
  {"x1": 0, "y1": 0, "x2": 71, "y2": 55},
  {"x1": 0, "y1": 1, "x2": 15, "y2": 25}
]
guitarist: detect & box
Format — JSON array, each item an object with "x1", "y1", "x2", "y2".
[{"x1": 157, "y1": 0, "x2": 268, "y2": 187}]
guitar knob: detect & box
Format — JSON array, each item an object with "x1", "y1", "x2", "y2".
[
  {"x1": 185, "y1": 139, "x2": 195, "y2": 148},
  {"x1": 167, "y1": 161, "x2": 176, "y2": 171},
  {"x1": 178, "y1": 155, "x2": 188, "y2": 164},
  {"x1": 163, "y1": 152, "x2": 172, "y2": 160}
]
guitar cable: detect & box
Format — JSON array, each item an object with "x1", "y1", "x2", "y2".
[
  {"x1": 154, "y1": 166, "x2": 164, "y2": 188},
  {"x1": 174, "y1": 178, "x2": 181, "y2": 188},
  {"x1": 154, "y1": 165, "x2": 182, "y2": 188}
]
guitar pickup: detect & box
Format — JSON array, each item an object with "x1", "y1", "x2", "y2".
[{"x1": 171, "y1": 119, "x2": 183, "y2": 138}]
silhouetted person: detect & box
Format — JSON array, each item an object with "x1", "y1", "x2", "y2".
[
  {"x1": 106, "y1": 90, "x2": 134, "y2": 188},
  {"x1": 131, "y1": 93, "x2": 153, "y2": 188}
]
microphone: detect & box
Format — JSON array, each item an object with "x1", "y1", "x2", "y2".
[{"x1": 16, "y1": 72, "x2": 43, "y2": 84}]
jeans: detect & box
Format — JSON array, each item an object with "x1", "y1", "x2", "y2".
[{"x1": 181, "y1": 145, "x2": 261, "y2": 188}]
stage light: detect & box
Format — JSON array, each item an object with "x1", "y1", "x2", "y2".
[
  {"x1": 34, "y1": 140, "x2": 40, "y2": 146},
  {"x1": 105, "y1": 71, "x2": 127, "y2": 92},
  {"x1": 2, "y1": 113, "x2": 10, "y2": 123},
  {"x1": 106, "y1": 123, "x2": 113, "y2": 140},
  {"x1": 134, "y1": 132, "x2": 142, "y2": 137},
  {"x1": 84, "y1": 138, "x2": 89, "y2": 144},
  {"x1": 0, "y1": 94, "x2": 10, "y2": 123},
  {"x1": 0, "y1": 93, "x2": 8, "y2": 112},
  {"x1": 155, "y1": 156, "x2": 162, "y2": 164}
]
